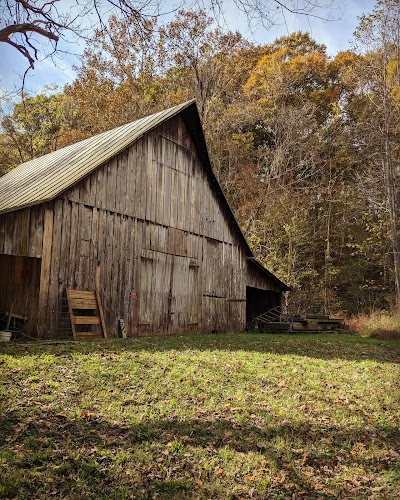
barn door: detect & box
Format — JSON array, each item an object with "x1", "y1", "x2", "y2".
[
  {"x1": 167, "y1": 255, "x2": 190, "y2": 333},
  {"x1": 0, "y1": 254, "x2": 41, "y2": 336},
  {"x1": 139, "y1": 251, "x2": 197, "y2": 333},
  {"x1": 139, "y1": 251, "x2": 170, "y2": 332}
]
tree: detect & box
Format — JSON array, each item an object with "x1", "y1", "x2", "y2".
[
  {"x1": 0, "y1": 91, "x2": 67, "y2": 170},
  {"x1": 0, "y1": 0, "x2": 342, "y2": 79},
  {"x1": 64, "y1": 14, "x2": 162, "y2": 135},
  {"x1": 0, "y1": 0, "x2": 160, "y2": 74},
  {"x1": 353, "y1": 0, "x2": 400, "y2": 311}
]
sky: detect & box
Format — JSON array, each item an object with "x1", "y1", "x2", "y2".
[{"x1": 0, "y1": 0, "x2": 377, "y2": 99}]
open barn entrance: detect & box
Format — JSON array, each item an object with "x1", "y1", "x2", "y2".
[
  {"x1": 0, "y1": 254, "x2": 41, "y2": 337},
  {"x1": 246, "y1": 286, "x2": 281, "y2": 326}
]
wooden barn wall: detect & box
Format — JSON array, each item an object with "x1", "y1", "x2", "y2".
[
  {"x1": 246, "y1": 261, "x2": 283, "y2": 293},
  {"x1": 0, "y1": 205, "x2": 44, "y2": 258},
  {"x1": 20, "y1": 115, "x2": 251, "y2": 337}
]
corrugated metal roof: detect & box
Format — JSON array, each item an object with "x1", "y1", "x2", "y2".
[{"x1": 0, "y1": 100, "x2": 195, "y2": 214}]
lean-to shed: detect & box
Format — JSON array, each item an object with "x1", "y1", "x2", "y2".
[{"x1": 0, "y1": 100, "x2": 288, "y2": 338}]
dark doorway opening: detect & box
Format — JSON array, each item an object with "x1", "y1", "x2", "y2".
[
  {"x1": 246, "y1": 286, "x2": 281, "y2": 326},
  {"x1": 0, "y1": 254, "x2": 41, "y2": 336}
]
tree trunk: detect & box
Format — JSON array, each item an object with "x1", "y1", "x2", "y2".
[{"x1": 384, "y1": 151, "x2": 400, "y2": 311}]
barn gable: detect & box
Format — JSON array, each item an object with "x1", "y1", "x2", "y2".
[{"x1": 0, "y1": 101, "x2": 288, "y2": 338}]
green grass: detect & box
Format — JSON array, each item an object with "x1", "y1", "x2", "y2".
[{"x1": 1, "y1": 333, "x2": 400, "y2": 499}]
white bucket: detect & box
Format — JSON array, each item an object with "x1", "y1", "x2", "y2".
[{"x1": 0, "y1": 331, "x2": 12, "y2": 342}]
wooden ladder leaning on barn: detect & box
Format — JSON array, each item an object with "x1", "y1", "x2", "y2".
[{"x1": 66, "y1": 289, "x2": 107, "y2": 339}]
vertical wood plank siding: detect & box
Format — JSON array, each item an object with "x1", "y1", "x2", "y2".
[{"x1": 0, "y1": 114, "x2": 281, "y2": 337}]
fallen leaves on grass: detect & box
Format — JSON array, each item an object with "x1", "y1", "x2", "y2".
[{"x1": 0, "y1": 333, "x2": 399, "y2": 499}]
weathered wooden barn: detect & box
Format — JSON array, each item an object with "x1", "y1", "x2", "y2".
[{"x1": 0, "y1": 100, "x2": 288, "y2": 338}]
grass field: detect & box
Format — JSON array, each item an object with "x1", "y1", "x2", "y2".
[{"x1": 1, "y1": 333, "x2": 400, "y2": 499}]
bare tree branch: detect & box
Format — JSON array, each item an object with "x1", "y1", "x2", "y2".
[{"x1": 0, "y1": 0, "x2": 343, "y2": 87}]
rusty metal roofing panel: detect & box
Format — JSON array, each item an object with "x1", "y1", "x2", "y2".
[{"x1": 0, "y1": 100, "x2": 195, "y2": 214}]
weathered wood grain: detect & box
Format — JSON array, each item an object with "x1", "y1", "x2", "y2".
[
  {"x1": 0, "y1": 112, "x2": 284, "y2": 338},
  {"x1": 37, "y1": 206, "x2": 54, "y2": 337}
]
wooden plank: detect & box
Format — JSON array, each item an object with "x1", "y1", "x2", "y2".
[
  {"x1": 18, "y1": 208, "x2": 31, "y2": 256},
  {"x1": 95, "y1": 164, "x2": 107, "y2": 210},
  {"x1": 67, "y1": 289, "x2": 98, "y2": 298},
  {"x1": 37, "y1": 206, "x2": 54, "y2": 337},
  {"x1": 58, "y1": 200, "x2": 71, "y2": 285},
  {"x1": 106, "y1": 157, "x2": 118, "y2": 212},
  {"x1": 163, "y1": 164, "x2": 171, "y2": 226},
  {"x1": 67, "y1": 202, "x2": 79, "y2": 288},
  {"x1": 29, "y1": 205, "x2": 44, "y2": 258},
  {"x1": 130, "y1": 217, "x2": 140, "y2": 335},
  {"x1": 73, "y1": 316, "x2": 101, "y2": 325},
  {"x1": 116, "y1": 150, "x2": 128, "y2": 214},
  {"x1": 11, "y1": 211, "x2": 19, "y2": 255},
  {"x1": 87, "y1": 169, "x2": 97, "y2": 207},
  {"x1": 156, "y1": 158, "x2": 165, "y2": 225},
  {"x1": 3, "y1": 212, "x2": 14, "y2": 255},
  {"x1": 89, "y1": 206, "x2": 98, "y2": 287},
  {"x1": 96, "y1": 208, "x2": 106, "y2": 275},
  {"x1": 69, "y1": 298, "x2": 98, "y2": 308},
  {"x1": 66, "y1": 288, "x2": 78, "y2": 338},
  {"x1": 177, "y1": 171, "x2": 183, "y2": 229},
  {"x1": 192, "y1": 159, "x2": 200, "y2": 235},
  {"x1": 126, "y1": 143, "x2": 136, "y2": 217},
  {"x1": 0, "y1": 214, "x2": 5, "y2": 254},
  {"x1": 146, "y1": 134, "x2": 155, "y2": 222},
  {"x1": 124, "y1": 216, "x2": 134, "y2": 336},
  {"x1": 79, "y1": 175, "x2": 91, "y2": 205},
  {"x1": 48, "y1": 198, "x2": 63, "y2": 335},
  {"x1": 102, "y1": 211, "x2": 113, "y2": 332},
  {"x1": 170, "y1": 168, "x2": 178, "y2": 228},
  {"x1": 76, "y1": 332, "x2": 103, "y2": 338},
  {"x1": 110, "y1": 213, "x2": 121, "y2": 336},
  {"x1": 136, "y1": 139, "x2": 145, "y2": 220},
  {"x1": 118, "y1": 213, "x2": 128, "y2": 329},
  {"x1": 56, "y1": 200, "x2": 70, "y2": 302}
]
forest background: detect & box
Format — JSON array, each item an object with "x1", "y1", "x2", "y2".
[{"x1": 0, "y1": 0, "x2": 399, "y2": 317}]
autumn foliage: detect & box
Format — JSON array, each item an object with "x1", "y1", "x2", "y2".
[{"x1": 1, "y1": 4, "x2": 399, "y2": 316}]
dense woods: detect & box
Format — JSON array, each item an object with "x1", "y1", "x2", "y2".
[{"x1": 1, "y1": 1, "x2": 399, "y2": 316}]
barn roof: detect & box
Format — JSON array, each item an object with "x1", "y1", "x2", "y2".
[
  {"x1": 0, "y1": 100, "x2": 194, "y2": 215},
  {"x1": 0, "y1": 99, "x2": 289, "y2": 291}
]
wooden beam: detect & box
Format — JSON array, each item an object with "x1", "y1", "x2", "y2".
[{"x1": 37, "y1": 207, "x2": 54, "y2": 338}]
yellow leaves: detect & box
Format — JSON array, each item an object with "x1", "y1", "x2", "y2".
[{"x1": 245, "y1": 45, "x2": 330, "y2": 103}]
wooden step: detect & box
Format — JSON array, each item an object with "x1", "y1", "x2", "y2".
[{"x1": 66, "y1": 289, "x2": 107, "y2": 339}]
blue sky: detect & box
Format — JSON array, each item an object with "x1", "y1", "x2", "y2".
[{"x1": 0, "y1": 0, "x2": 377, "y2": 98}]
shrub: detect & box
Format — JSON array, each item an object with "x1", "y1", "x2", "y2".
[{"x1": 346, "y1": 311, "x2": 400, "y2": 339}]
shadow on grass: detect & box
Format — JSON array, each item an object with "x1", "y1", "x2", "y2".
[
  {"x1": 2, "y1": 332, "x2": 400, "y2": 364},
  {"x1": 1, "y1": 409, "x2": 399, "y2": 498}
]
